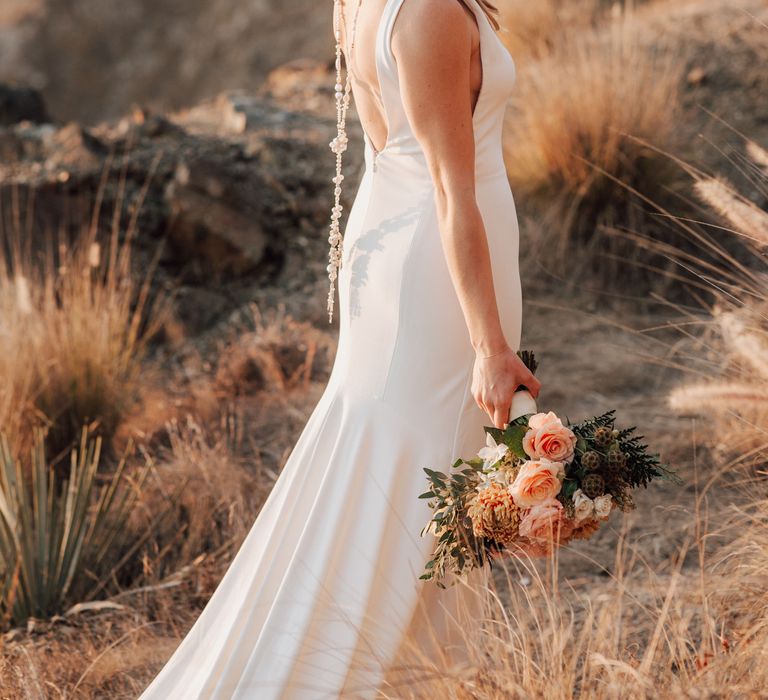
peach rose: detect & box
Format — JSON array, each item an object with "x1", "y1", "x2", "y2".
[
  {"x1": 509, "y1": 458, "x2": 564, "y2": 507},
  {"x1": 518, "y1": 498, "x2": 573, "y2": 543},
  {"x1": 522, "y1": 411, "x2": 577, "y2": 464}
]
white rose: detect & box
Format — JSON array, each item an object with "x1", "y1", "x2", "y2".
[
  {"x1": 594, "y1": 494, "x2": 613, "y2": 520},
  {"x1": 572, "y1": 488, "x2": 594, "y2": 522}
]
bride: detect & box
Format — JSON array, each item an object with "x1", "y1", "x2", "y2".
[{"x1": 139, "y1": 0, "x2": 539, "y2": 697}]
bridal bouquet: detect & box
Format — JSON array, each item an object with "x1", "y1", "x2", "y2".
[{"x1": 419, "y1": 351, "x2": 679, "y2": 587}]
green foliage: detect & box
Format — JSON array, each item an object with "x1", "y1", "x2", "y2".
[
  {"x1": 570, "y1": 409, "x2": 679, "y2": 490},
  {"x1": 483, "y1": 417, "x2": 530, "y2": 459},
  {"x1": 419, "y1": 461, "x2": 492, "y2": 588},
  {"x1": 563, "y1": 410, "x2": 680, "y2": 516},
  {"x1": 571, "y1": 410, "x2": 618, "y2": 438},
  {"x1": 614, "y1": 425, "x2": 681, "y2": 488},
  {"x1": 0, "y1": 425, "x2": 153, "y2": 629}
]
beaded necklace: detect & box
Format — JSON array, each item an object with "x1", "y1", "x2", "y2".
[{"x1": 326, "y1": 0, "x2": 363, "y2": 324}]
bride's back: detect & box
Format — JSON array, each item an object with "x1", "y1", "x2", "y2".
[{"x1": 336, "y1": 0, "x2": 485, "y2": 157}]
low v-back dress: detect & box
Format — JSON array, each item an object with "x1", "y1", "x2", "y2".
[{"x1": 138, "y1": 0, "x2": 521, "y2": 697}]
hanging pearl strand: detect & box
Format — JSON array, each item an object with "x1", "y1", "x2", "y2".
[{"x1": 327, "y1": 0, "x2": 362, "y2": 324}]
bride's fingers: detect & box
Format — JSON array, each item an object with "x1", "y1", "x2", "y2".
[
  {"x1": 527, "y1": 375, "x2": 542, "y2": 398},
  {"x1": 492, "y1": 405, "x2": 507, "y2": 430},
  {"x1": 499, "y1": 401, "x2": 511, "y2": 427},
  {"x1": 523, "y1": 372, "x2": 542, "y2": 398}
]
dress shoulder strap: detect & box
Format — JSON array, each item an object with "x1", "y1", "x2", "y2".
[{"x1": 375, "y1": 0, "x2": 406, "y2": 84}]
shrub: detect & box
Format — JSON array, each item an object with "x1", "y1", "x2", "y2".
[
  {"x1": 129, "y1": 414, "x2": 264, "y2": 585},
  {"x1": 503, "y1": 5, "x2": 683, "y2": 285},
  {"x1": 496, "y1": 0, "x2": 606, "y2": 62},
  {"x1": 0, "y1": 172, "x2": 167, "y2": 461}
]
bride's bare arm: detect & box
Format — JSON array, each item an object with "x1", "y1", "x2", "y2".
[{"x1": 392, "y1": 0, "x2": 540, "y2": 428}]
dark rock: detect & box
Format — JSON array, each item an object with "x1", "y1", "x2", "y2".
[
  {"x1": 164, "y1": 156, "x2": 273, "y2": 280},
  {"x1": 171, "y1": 285, "x2": 232, "y2": 337},
  {"x1": 46, "y1": 122, "x2": 106, "y2": 170},
  {"x1": 257, "y1": 59, "x2": 337, "y2": 118},
  {"x1": 0, "y1": 83, "x2": 50, "y2": 126}
]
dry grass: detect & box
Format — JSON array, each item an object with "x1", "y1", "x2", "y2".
[
  {"x1": 503, "y1": 4, "x2": 684, "y2": 283},
  {"x1": 496, "y1": 0, "x2": 667, "y2": 62},
  {"x1": 1, "y1": 4, "x2": 766, "y2": 697},
  {"x1": 666, "y1": 138, "x2": 768, "y2": 467},
  {"x1": 128, "y1": 412, "x2": 270, "y2": 586},
  {"x1": 4, "y1": 485, "x2": 766, "y2": 699},
  {"x1": 406, "y1": 515, "x2": 765, "y2": 699},
  {"x1": 495, "y1": 0, "x2": 619, "y2": 62},
  {"x1": 0, "y1": 163, "x2": 167, "y2": 462},
  {"x1": 0, "y1": 300, "x2": 335, "y2": 697}
]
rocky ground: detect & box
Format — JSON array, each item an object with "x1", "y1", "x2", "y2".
[{"x1": 0, "y1": 70, "x2": 365, "y2": 336}]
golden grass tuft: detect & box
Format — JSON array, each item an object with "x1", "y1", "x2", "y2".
[
  {"x1": 127, "y1": 412, "x2": 270, "y2": 586},
  {"x1": 503, "y1": 4, "x2": 683, "y2": 280},
  {"x1": 666, "y1": 140, "x2": 768, "y2": 465},
  {"x1": 496, "y1": 0, "x2": 645, "y2": 63},
  {"x1": 0, "y1": 167, "x2": 167, "y2": 462}
]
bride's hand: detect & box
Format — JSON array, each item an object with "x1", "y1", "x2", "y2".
[{"x1": 471, "y1": 346, "x2": 542, "y2": 429}]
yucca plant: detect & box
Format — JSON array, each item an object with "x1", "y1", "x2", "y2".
[{"x1": 0, "y1": 424, "x2": 151, "y2": 629}]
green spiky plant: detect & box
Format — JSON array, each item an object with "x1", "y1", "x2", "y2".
[{"x1": 0, "y1": 425, "x2": 157, "y2": 629}]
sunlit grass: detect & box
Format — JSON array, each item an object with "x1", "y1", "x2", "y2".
[
  {"x1": 503, "y1": 4, "x2": 683, "y2": 283},
  {"x1": 0, "y1": 158, "x2": 168, "y2": 461}
]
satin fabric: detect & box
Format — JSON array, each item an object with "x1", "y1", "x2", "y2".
[{"x1": 138, "y1": 0, "x2": 520, "y2": 696}]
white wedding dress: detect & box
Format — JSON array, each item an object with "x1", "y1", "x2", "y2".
[{"x1": 138, "y1": 0, "x2": 520, "y2": 697}]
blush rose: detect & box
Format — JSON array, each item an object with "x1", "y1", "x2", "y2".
[
  {"x1": 518, "y1": 498, "x2": 573, "y2": 543},
  {"x1": 522, "y1": 411, "x2": 577, "y2": 464},
  {"x1": 509, "y1": 458, "x2": 564, "y2": 508}
]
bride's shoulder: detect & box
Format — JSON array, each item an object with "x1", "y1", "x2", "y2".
[
  {"x1": 394, "y1": 0, "x2": 475, "y2": 49},
  {"x1": 396, "y1": 0, "x2": 475, "y2": 28}
]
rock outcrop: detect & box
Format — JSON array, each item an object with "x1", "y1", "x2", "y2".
[{"x1": 0, "y1": 66, "x2": 365, "y2": 333}]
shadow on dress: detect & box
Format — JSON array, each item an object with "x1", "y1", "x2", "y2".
[{"x1": 346, "y1": 204, "x2": 423, "y2": 322}]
